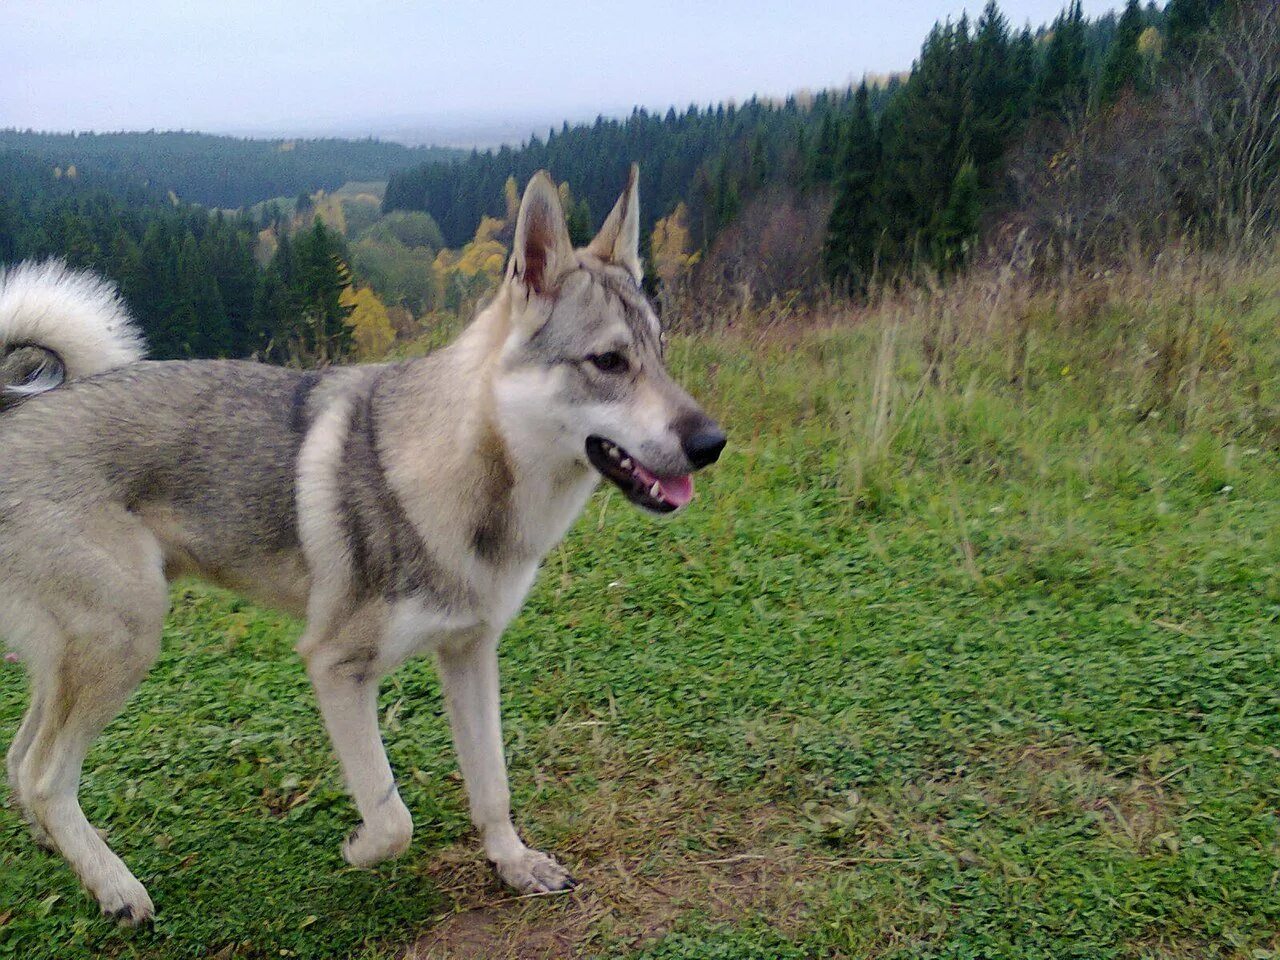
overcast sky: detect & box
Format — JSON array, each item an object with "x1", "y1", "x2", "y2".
[{"x1": 2, "y1": 1, "x2": 1127, "y2": 142}]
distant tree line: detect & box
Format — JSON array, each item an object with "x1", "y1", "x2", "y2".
[
  {"x1": 385, "y1": 0, "x2": 1263, "y2": 299},
  {"x1": 0, "y1": 130, "x2": 463, "y2": 209},
  {"x1": 0, "y1": 150, "x2": 353, "y2": 363},
  {"x1": 382, "y1": 88, "x2": 896, "y2": 251},
  {"x1": 990, "y1": 0, "x2": 1280, "y2": 268}
]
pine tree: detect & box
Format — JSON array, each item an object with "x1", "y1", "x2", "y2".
[
  {"x1": 824, "y1": 83, "x2": 882, "y2": 293},
  {"x1": 1036, "y1": 1, "x2": 1089, "y2": 118},
  {"x1": 1164, "y1": 0, "x2": 1224, "y2": 57},
  {"x1": 1099, "y1": 0, "x2": 1146, "y2": 105},
  {"x1": 931, "y1": 158, "x2": 981, "y2": 271}
]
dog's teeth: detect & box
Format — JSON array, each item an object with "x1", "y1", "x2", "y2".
[
  {"x1": 608, "y1": 447, "x2": 621, "y2": 460},
  {"x1": 620, "y1": 458, "x2": 632, "y2": 470},
  {"x1": 649, "y1": 481, "x2": 662, "y2": 498}
]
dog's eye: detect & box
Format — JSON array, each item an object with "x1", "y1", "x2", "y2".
[{"x1": 588, "y1": 351, "x2": 628, "y2": 374}]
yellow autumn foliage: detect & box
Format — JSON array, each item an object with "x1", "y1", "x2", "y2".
[
  {"x1": 308, "y1": 191, "x2": 347, "y2": 237},
  {"x1": 255, "y1": 227, "x2": 279, "y2": 267},
  {"x1": 1137, "y1": 26, "x2": 1163, "y2": 60},
  {"x1": 453, "y1": 216, "x2": 507, "y2": 279},
  {"x1": 432, "y1": 216, "x2": 509, "y2": 313},
  {"x1": 503, "y1": 176, "x2": 520, "y2": 225},
  {"x1": 651, "y1": 202, "x2": 700, "y2": 287},
  {"x1": 340, "y1": 285, "x2": 395, "y2": 360}
]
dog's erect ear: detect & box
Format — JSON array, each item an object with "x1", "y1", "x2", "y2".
[
  {"x1": 587, "y1": 163, "x2": 642, "y2": 283},
  {"x1": 510, "y1": 171, "x2": 575, "y2": 295}
]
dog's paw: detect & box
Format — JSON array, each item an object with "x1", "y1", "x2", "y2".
[
  {"x1": 493, "y1": 848, "x2": 577, "y2": 894},
  {"x1": 27, "y1": 818, "x2": 54, "y2": 851},
  {"x1": 96, "y1": 875, "x2": 154, "y2": 927},
  {"x1": 341, "y1": 813, "x2": 413, "y2": 868}
]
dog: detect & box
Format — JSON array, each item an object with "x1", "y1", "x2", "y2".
[{"x1": 0, "y1": 167, "x2": 725, "y2": 924}]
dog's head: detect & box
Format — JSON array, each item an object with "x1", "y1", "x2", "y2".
[{"x1": 493, "y1": 167, "x2": 725, "y2": 514}]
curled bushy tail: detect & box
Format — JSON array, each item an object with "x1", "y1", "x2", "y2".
[{"x1": 0, "y1": 260, "x2": 146, "y2": 408}]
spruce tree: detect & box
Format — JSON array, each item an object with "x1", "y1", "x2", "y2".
[
  {"x1": 808, "y1": 111, "x2": 840, "y2": 183},
  {"x1": 566, "y1": 197, "x2": 593, "y2": 247},
  {"x1": 291, "y1": 220, "x2": 353, "y2": 365},
  {"x1": 931, "y1": 159, "x2": 981, "y2": 271},
  {"x1": 1010, "y1": 27, "x2": 1038, "y2": 114},
  {"x1": 824, "y1": 83, "x2": 881, "y2": 293},
  {"x1": 252, "y1": 264, "x2": 292, "y2": 361},
  {"x1": 969, "y1": 1, "x2": 1020, "y2": 187},
  {"x1": 176, "y1": 231, "x2": 228, "y2": 357},
  {"x1": 876, "y1": 19, "x2": 973, "y2": 271},
  {"x1": 1036, "y1": 1, "x2": 1089, "y2": 118},
  {"x1": 1164, "y1": 0, "x2": 1224, "y2": 57},
  {"x1": 1099, "y1": 0, "x2": 1146, "y2": 105}
]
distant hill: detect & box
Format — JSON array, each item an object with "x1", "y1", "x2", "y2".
[
  {"x1": 382, "y1": 91, "x2": 897, "y2": 249},
  {"x1": 0, "y1": 130, "x2": 463, "y2": 209}
]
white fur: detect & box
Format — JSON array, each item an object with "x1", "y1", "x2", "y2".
[{"x1": 0, "y1": 260, "x2": 146, "y2": 379}]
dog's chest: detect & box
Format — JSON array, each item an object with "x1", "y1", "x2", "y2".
[{"x1": 384, "y1": 562, "x2": 540, "y2": 661}]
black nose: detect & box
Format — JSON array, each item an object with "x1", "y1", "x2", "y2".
[{"x1": 683, "y1": 425, "x2": 727, "y2": 469}]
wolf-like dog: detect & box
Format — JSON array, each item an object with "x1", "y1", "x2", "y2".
[{"x1": 0, "y1": 167, "x2": 725, "y2": 924}]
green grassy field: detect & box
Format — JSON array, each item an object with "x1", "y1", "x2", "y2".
[{"x1": 1, "y1": 258, "x2": 1277, "y2": 959}]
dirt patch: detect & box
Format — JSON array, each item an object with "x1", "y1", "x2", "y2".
[
  {"x1": 406, "y1": 843, "x2": 811, "y2": 960},
  {"x1": 404, "y1": 762, "x2": 817, "y2": 960},
  {"x1": 402, "y1": 737, "x2": 1187, "y2": 958}
]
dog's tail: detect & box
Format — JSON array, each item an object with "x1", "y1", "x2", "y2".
[{"x1": 0, "y1": 260, "x2": 146, "y2": 408}]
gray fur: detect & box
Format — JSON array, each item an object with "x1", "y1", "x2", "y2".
[{"x1": 335, "y1": 367, "x2": 474, "y2": 607}]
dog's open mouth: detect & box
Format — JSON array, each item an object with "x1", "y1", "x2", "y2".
[{"x1": 585, "y1": 436, "x2": 694, "y2": 513}]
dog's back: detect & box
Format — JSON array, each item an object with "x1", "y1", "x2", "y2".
[
  {"x1": 0, "y1": 261, "x2": 390, "y2": 608},
  {"x1": 2, "y1": 360, "x2": 331, "y2": 606}
]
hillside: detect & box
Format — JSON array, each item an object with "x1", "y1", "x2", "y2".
[
  {"x1": 1, "y1": 251, "x2": 1276, "y2": 958},
  {"x1": 0, "y1": 130, "x2": 463, "y2": 209},
  {"x1": 1, "y1": 1, "x2": 1278, "y2": 956}
]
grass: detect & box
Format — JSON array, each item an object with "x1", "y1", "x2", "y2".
[{"x1": 1, "y1": 253, "x2": 1278, "y2": 958}]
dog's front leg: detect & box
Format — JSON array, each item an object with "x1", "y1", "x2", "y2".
[
  {"x1": 305, "y1": 630, "x2": 414, "y2": 868},
  {"x1": 435, "y1": 636, "x2": 575, "y2": 893}
]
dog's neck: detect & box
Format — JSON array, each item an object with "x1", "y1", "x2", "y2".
[
  {"x1": 379, "y1": 285, "x2": 597, "y2": 590},
  {"x1": 472, "y1": 286, "x2": 600, "y2": 564}
]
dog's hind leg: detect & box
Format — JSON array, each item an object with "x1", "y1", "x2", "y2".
[
  {"x1": 6, "y1": 676, "x2": 45, "y2": 806},
  {"x1": 14, "y1": 535, "x2": 167, "y2": 925},
  {"x1": 302, "y1": 611, "x2": 414, "y2": 868},
  {"x1": 6, "y1": 667, "x2": 53, "y2": 847},
  {"x1": 20, "y1": 611, "x2": 164, "y2": 923}
]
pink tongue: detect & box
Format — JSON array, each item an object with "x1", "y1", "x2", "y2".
[
  {"x1": 632, "y1": 462, "x2": 696, "y2": 507},
  {"x1": 659, "y1": 474, "x2": 695, "y2": 507}
]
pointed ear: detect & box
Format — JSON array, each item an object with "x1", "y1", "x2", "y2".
[
  {"x1": 586, "y1": 163, "x2": 642, "y2": 282},
  {"x1": 509, "y1": 171, "x2": 575, "y2": 295}
]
